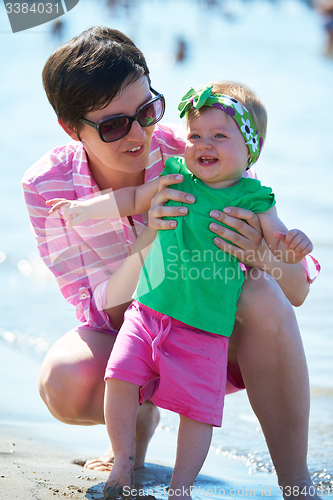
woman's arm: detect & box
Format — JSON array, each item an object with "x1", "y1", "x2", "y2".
[
  {"x1": 104, "y1": 167, "x2": 197, "y2": 322},
  {"x1": 103, "y1": 226, "x2": 157, "y2": 329},
  {"x1": 105, "y1": 226, "x2": 157, "y2": 309},
  {"x1": 208, "y1": 207, "x2": 311, "y2": 306},
  {"x1": 104, "y1": 174, "x2": 198, "y2": 326}
]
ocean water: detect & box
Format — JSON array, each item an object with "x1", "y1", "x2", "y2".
[{"x1": 0, "y1": 0, "x2": 333, "y2": 492}]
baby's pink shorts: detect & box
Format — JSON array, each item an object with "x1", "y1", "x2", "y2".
[{"x1": 105, "y1": 301, "x2": 229, "y2": 427}]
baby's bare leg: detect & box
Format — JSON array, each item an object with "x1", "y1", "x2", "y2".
[
  {"x1": 103, "y1": 379, "x2": 139, "y2": 499},
  {"x1": 169, "y1": 416, "x2": 213, "y2": 500}
]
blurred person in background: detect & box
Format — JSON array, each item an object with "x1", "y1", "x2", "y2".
[{"x1": 316, "y1": 0, "x2": 333, "y2": 55}]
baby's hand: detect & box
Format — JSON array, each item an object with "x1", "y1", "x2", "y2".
[
  {"x1": 47, "y1": 198, "x2": 92, "y2": 225},
  {"x1": 274, "y1": 229, "x2": 313, "y2": 263}
]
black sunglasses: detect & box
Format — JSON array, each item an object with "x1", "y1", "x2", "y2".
[{"x1": 80, "y1": 88, "x2": 165, "y2": 143}]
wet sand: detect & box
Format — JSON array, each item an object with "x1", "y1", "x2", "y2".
[
  {"x1": 0, "y1": 421, "x2": 282, "y2": 500},
  {"x1": 0, "y1": 423, "x2": 106, "y2": 499}
]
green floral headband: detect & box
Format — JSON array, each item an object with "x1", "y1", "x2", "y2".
[{"x1": 178, "y1": 84, "x2": 263, "y2": 167}]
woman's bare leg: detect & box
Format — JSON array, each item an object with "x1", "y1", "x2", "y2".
[
  {"x1": 229, "y1": 269, "x2": 320, "y2": 499},
  {"x1": 103, "y1": 379, "x2": 139, "y2": 499},
  {"x1": 169, "y1": 416, "x2": 213, "y2": 500},
  {"x1": 38, "y1": 328, "x2": 159, "y2": 470}
]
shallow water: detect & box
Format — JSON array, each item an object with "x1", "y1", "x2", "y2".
[{"x1": 0, "y1": 0, "x2": 333, "y2": 490}]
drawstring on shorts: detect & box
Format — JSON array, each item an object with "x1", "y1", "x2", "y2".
[{"x1": 152, "y1": 315, "x2": 171, "y2": 361}]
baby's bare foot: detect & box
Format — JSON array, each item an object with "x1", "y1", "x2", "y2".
[
  {"x1": 85, "y1": 402, "x2": 160, "y2": 472},
  {"x1": 103, "y1": 484, "x2": 124, "y2": 499},
  {"x1": 103, "y1": 457, "x2": 135, "y2": 499}
]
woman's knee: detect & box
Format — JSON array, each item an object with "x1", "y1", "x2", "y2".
[
  {"x1": 38, "y1": 351, "x2": 72, "y2": 421},
  {"x1": 236, "y1": 269, "x2": 296, "y2": 334},
  {"x1": 38, "y1": 351, "x2": 98, "y2": 422},
  {"x1": 241, "y1": 269, "x2": 291, "y2": 308},
  {"x1": 38, "y1": 331, "x2": 113, "y2": 423}
]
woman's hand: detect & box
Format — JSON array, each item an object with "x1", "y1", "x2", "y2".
[
  {"x1": 148, "y1": 176, "x2": 195, "y2": 230},
  {"x1": 209, "y1": 206, "x2": 264, "y2": 266},
  {"x1": 209, "y1": 206, "x2": 311, "y2": 305}
]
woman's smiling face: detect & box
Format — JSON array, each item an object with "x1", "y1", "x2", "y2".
[
  {"x1": 77, "y1": 76, "x2": 156, "y2": 188},
  {"x1": 184, "y1": 106, "x2": 250, "y2": 189}
]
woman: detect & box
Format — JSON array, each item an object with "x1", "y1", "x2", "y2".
[{"x1": 22, "y1": 26, "x2": 319, "y2": 499}]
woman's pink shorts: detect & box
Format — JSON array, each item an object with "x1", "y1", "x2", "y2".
[{"x1": 105, "y1": 301, "x2": 230, "y2": 427}]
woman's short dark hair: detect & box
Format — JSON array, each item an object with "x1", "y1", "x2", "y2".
[{"x1": 42, "y1": 26, "x2": 150, "y2": 132}]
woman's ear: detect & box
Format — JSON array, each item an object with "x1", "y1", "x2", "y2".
[{"x1": 58, "y1": 117, "x2": 80, "y2": 141}]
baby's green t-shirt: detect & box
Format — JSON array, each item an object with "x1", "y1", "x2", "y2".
[{"x1": 134, "y1": 156, "x2": 276, "y2": 337}]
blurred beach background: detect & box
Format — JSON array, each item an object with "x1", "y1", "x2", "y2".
[{"x1": 0, "y1": 0, "x2": 333, "y2": 497}]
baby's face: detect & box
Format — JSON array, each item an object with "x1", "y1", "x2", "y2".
[{"x1": 184, "y1": 107, "x2": 250, "y2": 188}]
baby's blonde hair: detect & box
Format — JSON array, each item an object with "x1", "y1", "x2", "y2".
[{"x1": 187, "y1": 81, "x2": 268, "y2": 144}]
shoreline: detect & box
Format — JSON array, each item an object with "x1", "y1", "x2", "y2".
[{"x1": 0, "y1": 422, "x2": 282, "y2": 500}]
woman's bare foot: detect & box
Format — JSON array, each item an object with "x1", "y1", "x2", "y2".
[
  {"x1": 85, "y1": 445, "x2": 114, "y2": 471},
  {"x1": 103, "y1": 457, "x2": 135, "y2": 499},
  {"x1": 84, "y1": 401, "x2": 160, "y2": 472}
]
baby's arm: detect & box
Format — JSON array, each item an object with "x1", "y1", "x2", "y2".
[
  {"x1": 47, "y1": 174, "x2": 184, "y2": 225},
  {"x1": 258, "y1": 205, "x2": 313, "y2": 264}
]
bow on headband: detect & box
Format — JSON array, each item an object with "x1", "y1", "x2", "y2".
[{"x1": 178, "y1": 84, "x2": 263, "y2": 167}]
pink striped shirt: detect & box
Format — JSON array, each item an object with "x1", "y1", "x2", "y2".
[
  {"x1": 22, "y1": 123, "x2": 319, "y2": 335},
  {"x1": 22, "y1": 124, "x2": 187, "y2": 333}
]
